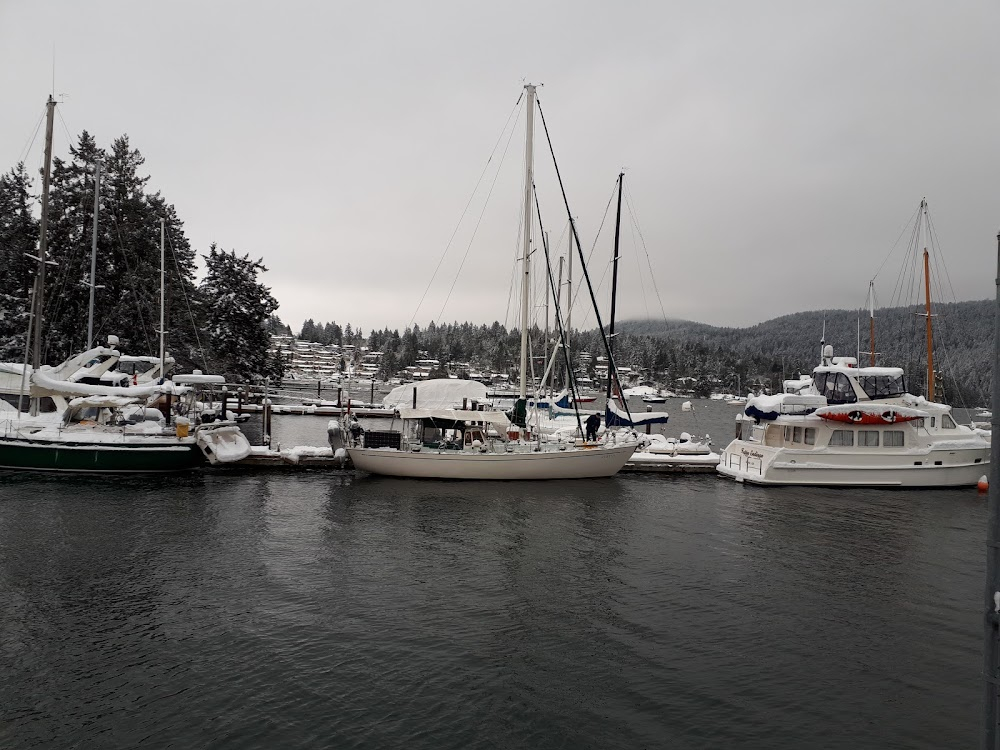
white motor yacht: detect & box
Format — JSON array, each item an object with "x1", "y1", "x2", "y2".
[{"x1": 717, "y1": 347, "x2": 989, "y2": 487}]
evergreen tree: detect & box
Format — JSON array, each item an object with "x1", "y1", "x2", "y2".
[
  {"x1": 0, "y1": 163, "x2": 39, "y2": 360},
  {"x1": 199, "y1": 245, "x2": 278, "y2": 381}
]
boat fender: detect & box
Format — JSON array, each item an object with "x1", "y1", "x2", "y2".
[
  {"x1": 979, "y1": 475, "x2": 989, "y2": 493},
  {"x1": 327, "y1": 420, "x2": 345, "y2": 451}
]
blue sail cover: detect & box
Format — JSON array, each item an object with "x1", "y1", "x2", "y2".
[{"x1": 605, "y1": 400, "x2": 669, "y2": 427}]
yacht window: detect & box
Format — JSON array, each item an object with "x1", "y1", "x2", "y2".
[
  {"x1": 804, "y1": 428, "x2": 816, "y2": 445},
  {"x1": 793, "y1": 426, "x2": 802, "y2": 443},
  {"x1": 0, "y1": 394, "x2": 29, "y2": 413},
  {"x1": 825, "y1": 374, "x2": 838, "y2": 398},
  {"x1": 929, "y1": 417, "x2": 936, "y2": 428},
  {"x1": 858, "y1": 374, "x2": 907, "y2": 400},
  {"x1": 751, "y1": 426, "x2": 765, "y2": 443},
  {"x1": 765, "y1": 425, "x2": 783, "y2": 447},
  {"x1": 884, "y1": 430, "x2": 904, "y2": 447},
  {"x1": 39, "y1": 397, "x2": 57, "y2": 413},
  {"x1": 829, "y1": 429, "x2": 854, "y2": 446},
  {"x1": 829, "y1": 373, "x2": 857, "y2": 404},
  {"x1": 858, "y1": 430, "x2": 880, "y2": 447},
  {"x1": 784, "y1": 426, "x2": 792, "y2": 442},
  {"x1": 941, "y1": 414, "x2": 957, "y2": 429}
]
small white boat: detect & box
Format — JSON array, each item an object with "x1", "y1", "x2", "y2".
[{"x1": 622, "y1": 432, "x2": 720, "y2": 473}]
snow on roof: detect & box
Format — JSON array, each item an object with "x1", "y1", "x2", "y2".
[{"x1": 383, "y1": 378, "x2": 489, "y2": 409}]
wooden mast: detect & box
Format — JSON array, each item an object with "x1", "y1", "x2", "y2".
[
  {"x1": 606, "y1": 171, "x2": 623, "y2": 401},
  {"x1": 31, "y1": 96, "x2": 56, "y2": 373},
  {"x1": 868, "y1": 281, "x2": 876, "y2": 367},
  {"x1": 923, "y1": 248, "x2": 934, "y2": 401},
  {"x1": 28, "y1": 96, "x2": 56, "y2": 417}
]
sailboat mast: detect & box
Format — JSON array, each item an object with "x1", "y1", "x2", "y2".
[
  {"x1": 543, "y1": 231, "x2": 549, "y2": 394},
  {"x1": 923, "y1": 247, "x2": 934, "y2": 401},
  {"x1": 868, "y1": 280, "x2": 876, "y2": 367},
  {"x1": 31, "y1": 96, "x2": 57, "y2": 372},
  {"x1": 566, "y1": 222, "x2": 573, "y2": 353},
  {"x1": 556, "y1": 255, "x2": 565, "y2": 388},
  {"x1": 518, "y1": 84, "x2": 536, "y2": 402},
  {"x1": 159, "y1": 217, "x2": 166, "y2": 374},
  {"x1": 87, "y1": 158, "x2": 101, "y2": 349},
  {"x1": 607, "y1": 171, "x2": 623, "y2": 400}
]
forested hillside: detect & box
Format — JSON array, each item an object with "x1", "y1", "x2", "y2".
[
  {"x1": 603, "y1": 299, "x2": 992, "y2": 405},
  {"x1": 292, "y1": 298, "x2": 992, "y2": 406}
]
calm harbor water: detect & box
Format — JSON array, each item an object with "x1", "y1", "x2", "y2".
[{"x1": 0, "y1": 400, "x2": 987, "y2": 749}]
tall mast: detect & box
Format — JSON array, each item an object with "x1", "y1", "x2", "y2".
[
  {"x1": 566, "y1": 221, "x2": 573, "y2": 353},
  {"x1": 868, "y1": 280, "x2": 876, "y2": 367},
  {"x1": 518, "y1": 84, "x2": 536, "y2": 403},
  {"x1": 607, "y1": 171, "x2": 623, "y2": 401},
  {"x1": 923, "y1": 247, "x2": 934, "y2": 401},
  {"x1": 159, "y1": 217, "x2": 166, "y2": 375},
  {"x1": 543, "y1": 230, "x2": 549, "y2": 395},
  {"x1": 31, "y1": 96, "x2": 56, "y2": 374},
  {"x1": 87, "y1": 158, "x2": 101, "y2": 349},
  {"x1": 556, "y1": 255, "x2": 564, "y2": 387},
  {"x1": 920, "y1": 200, "x2": 934, "y2": 401}
]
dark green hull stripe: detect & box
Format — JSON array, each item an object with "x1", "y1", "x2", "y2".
[{"x1": 0, "y1": 440, "x2": 204, "y2": 473}]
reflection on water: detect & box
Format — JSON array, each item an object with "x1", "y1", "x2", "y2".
[{"x1": 0, "y1": 400, "x2": 987, "y2": 749}]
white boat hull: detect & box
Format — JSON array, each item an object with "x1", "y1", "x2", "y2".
[
  {"x1": 717, "y1": 441, "x2": 988, "y2": 487},
  {"x1": 348, "y1": 442, "x2": 637, "y2": 480}
]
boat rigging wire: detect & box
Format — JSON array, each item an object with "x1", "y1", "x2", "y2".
[
  {"x1": 16, "y1": 108, "x2": 46, "y2": 165},
  {"x1": 870, "y1": 202, "x2": 922, "y2": 284},
  {"x1": 561, "y1": 180, "x2": 618, "y2": 331},
  {"x1": 166, "y1": 232, "x2": 211, "y2": 373},
  {"x1": 535, "y1": 95, "x2": 632, "y2": 424},
  {"x1": 624, "y1": 182, "x2": 671, "y2": 326},
  {"x1": 107, "y1": 211, "x2": 156, "y2": 355},
  {"x1": 533, "y1": 184, "x2": 585, "y2": 437},
  {"x1": 435, "y1": 98, "x2": 522, "y2": 323},
  {"x1": 407, "y1": 93, "x2": 524, "y2": 328},
  {"x1": 56, "y1": 108, "x2": 75, "y2": 155}
]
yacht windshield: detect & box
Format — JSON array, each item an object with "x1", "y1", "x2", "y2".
[
  {"x1": 857, "y1": 374, "x2": 906, "y2": 400},
  {"x1": 813, "y1": 372, "x2": 857, "y2": 404}
]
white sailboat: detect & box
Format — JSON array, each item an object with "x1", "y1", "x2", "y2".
[{"x1": 348, "y1": 85, "x2": 637, "y2": 479}]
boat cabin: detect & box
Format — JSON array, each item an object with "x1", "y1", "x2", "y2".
[{"x1": 810, "y1": 365, "x2": 906, "y2": 405}]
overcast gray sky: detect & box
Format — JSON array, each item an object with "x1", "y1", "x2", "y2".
[{"x1": 3, "y1": 1, "x2": 998, "y2": 335}]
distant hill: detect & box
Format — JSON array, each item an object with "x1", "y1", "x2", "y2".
[{"x1": 576, "y1": 299, "x2": 992, "y2": 405}]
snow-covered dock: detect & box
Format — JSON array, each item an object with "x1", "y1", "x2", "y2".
[
  {"x1": 235, "y1": 404, "x2": 396, "y2": 418},
  {"x1": 620, "y1": 452, "x2": 720, "y2": 473}
]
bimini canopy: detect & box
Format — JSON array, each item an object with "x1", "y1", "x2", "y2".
[
  {"x1": 384, "y1": 379, "x2": 489, "y2": 410},
  {"x1": 605, "y1": 401, "x2": 669, "y2": 427},
  {"x1": 397, "y1": 407, "x2": 510, "y2": 429}
]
